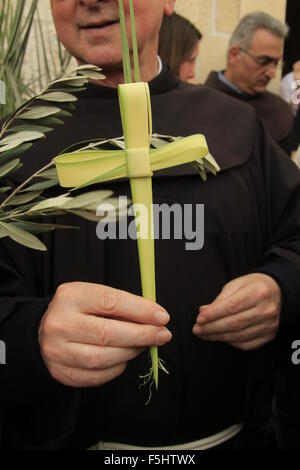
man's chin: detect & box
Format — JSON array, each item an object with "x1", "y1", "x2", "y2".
[
  {"x1": 76, "y1": 53, "x2": 123, "y2": 71},
  {"x1": 253, "y1": 83, "x2": 269, "y2": 94}
]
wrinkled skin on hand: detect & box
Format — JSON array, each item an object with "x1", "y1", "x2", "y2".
[
  {"x1": 39, "y1": 282, "x2": 171, "y2": 387},
  {"x1": 193, "y1": 273, "x2": 281, "y2": 351}
]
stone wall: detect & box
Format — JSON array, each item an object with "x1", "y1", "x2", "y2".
[{"x1": 26, "y1": 0, "x2": 287, "y2": 94}]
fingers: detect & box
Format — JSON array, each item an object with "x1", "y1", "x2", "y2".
[
  {"x1": 197, "y1": 273, "x2": 280, "y2": 325},
  {"x1": 50, "y1": 343, "x2": 144, "y2": 370},
  {"x1": 229, "y1": 334, "x2": 276, "y2": 351},
  {"x1": 194, "y1": 308, "x2": 262, "y2": 334},
  {"x1": 58, "y1": 282, "x2": 170, "y2": 326},
  {"x1": 40, "y1": 282, "x2": 173, "y2": 388},
  {"x1": 46, "y1": 308, "x2": 172, "y2": 348},
  {"x1": 193, "y1": 320, "x2": 276, "y2": 345},
  {"x1": 50, "y1": 362, "x2": 128, "y2": 388},
  {"x1": 197, "y1": 285, "x2": 258, "y2": 324},
  {"x1": 194, "y1": 274, "x2": 281, "y2": 351}
]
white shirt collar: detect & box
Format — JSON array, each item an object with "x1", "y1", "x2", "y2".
[{"x1": 157, "y1": 55, "x2": 163, "y2": 76}]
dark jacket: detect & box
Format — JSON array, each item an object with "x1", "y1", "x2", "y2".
[{"x1": 205, "y1": 71, "x2": 297, "y2": 155}]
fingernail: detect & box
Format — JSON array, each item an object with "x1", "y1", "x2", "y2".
[
  {"x1": 199, "y1": 305, "x2": 209, "y2": 311},
  {"x1": 154, "y1": 310, "x2": 170, "y2": 324},
  {"x1": 156, "y1": 329, "x2": 172, "y2": 345},
  {"x1": 193, "y1": 325, "x2": 202, "y2": 334},
  {"x1": 197, "y1": 316, "x2": 207, "y2": 325}
]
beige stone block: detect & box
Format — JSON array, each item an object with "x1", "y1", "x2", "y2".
[
  {"x1": 240, "y1": 0, "x2": 287, "y2": 21},
  {"x1": 216, "y1": 0, "x2": 241, "y2": 33},
  {"x1": 175, "y1": 0, "x2": 214, "y2": 35},
  {"x1": 267, "y1": 75, "x2": 281, "y2": 95},
  {"x1": 37, "y1": 0, "x2": 53, "y2": 21},
  {"x1": 197, "y1": 35, "x2": 230, "y2": 84}
]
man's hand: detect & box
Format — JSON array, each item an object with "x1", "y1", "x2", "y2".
[
  {"x1": 193, "y1": 273, "x2": 281, "y2": 351},
  {"x1": 39, "y1": 282, "x2": 171, "y2": 387}
]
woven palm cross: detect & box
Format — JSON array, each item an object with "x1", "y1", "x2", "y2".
[{"x1": 54, "y1": 0, "x2": 219, "y2": 391}]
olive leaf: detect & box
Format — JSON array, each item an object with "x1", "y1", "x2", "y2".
[
  {"x1": 0, "y1": 221, "x2": 47, "y2": 251},
  {"x1": 11, "y1": 220, "x2": 79, "y2": 234},
  {"x1": 18, "y1": 106, "x2": 61, "y2": 120},
  {"x1": 0, "y1": 159, "x2": 21, "y2": 177},
  {"x1": 61, "y1": 190, "x2": 114, "y2": 210},
  {"x1": 8, "y1": 191, "x2": 43, "y2": 206},
  {"x1": 40, "y1": 92, "x2": 78, "y2": 103},
  {"x1": 21, "y1": 179, "x2": 58, "y2": 192}
]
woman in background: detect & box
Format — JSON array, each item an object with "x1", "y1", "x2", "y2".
[{"x1": 159, "y1": 13, "x2": 202, "y2": 84}]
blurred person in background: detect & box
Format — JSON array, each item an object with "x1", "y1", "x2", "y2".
[
  {"x1": 159, "y1": 12, "x2": 202, "y2": 84},
  {"x1": 281, "y1": 60, "x2": 300, "y2": 116},
  {"x1": 205, "y1": 11, "x2": 297, "y2": 156}
]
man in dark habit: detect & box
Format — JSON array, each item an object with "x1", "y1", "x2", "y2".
[
  {"x1": 205, "y1": 11, "x2": 296, "y2": 156},
  {"x1": 0, "y1": 0, "x2": 300, "y2": 450}
]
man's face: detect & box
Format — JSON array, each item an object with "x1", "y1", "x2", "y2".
[
  {"x1": 229, "y1": 28, "x2": 284, "y2": 94},
  {"x1": 50, "y1": 0, "x2": 175, "y2": 71}
]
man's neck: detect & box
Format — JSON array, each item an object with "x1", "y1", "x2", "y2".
[
  {"x1": 86, "y1": 54, "x2": 160, "y2": 89},
  {"x1": 224, "y1": 69, "x2": 256, "y2": 95},
  {"x1": 224, "y1": 70, "x2": 240, "y2": 89}
]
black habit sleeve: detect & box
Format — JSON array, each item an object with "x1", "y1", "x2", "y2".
[{"x1": 250, "y1": 119, "x2": 300, "y2": 326}]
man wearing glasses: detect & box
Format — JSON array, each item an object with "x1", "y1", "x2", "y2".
[{"x1": 205, "y1": 11, "x2": 296, "y2": 156}]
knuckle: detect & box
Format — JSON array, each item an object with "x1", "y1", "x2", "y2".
[
  {"x1": 97, "y1": 320, "x2": 112, "y2": 346},
  {"x1": 227, "y1": 316, "x2": 242, "y2": 332},
  {"x1": 256, "y1": 281, "x2": 270, "y2": 299},
  {"x1": 68, "y1": 348, "x2": 82, "y2": 368},
  {"x1": 266, "y1": 301, "x2": 279, "y2": 318},
  {"x1": 41, "y1": 340, "x2": 57, "y2": 363},
  {"x1": 42, "y1": 313, "x2": 62, "y2": 337},
  {"x1": 134, "y1": 328, "x2": 148, "y2": 347},
  {"x1": 86, "y1": 350, "x2": 103, "y2": 369},
  {"x1": 226, "y1": 298, "x2": 240, "y2": 315},
  {"x1": 98, "y1": 287, "x2": 120, "y2": 313},
  {"x1": 55, "y1": 283, "x2": 73, "y2": 300},
  {"x1": 233, "y1": 330, "x2": 247, "y2": 343},
  {"x1": 259, "y1": 305, "x2": 279, "y2": 324}
]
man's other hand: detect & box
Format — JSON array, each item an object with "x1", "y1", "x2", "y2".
[{"x1": 193, "y1": 273, "x2": 281, "y2": 351}]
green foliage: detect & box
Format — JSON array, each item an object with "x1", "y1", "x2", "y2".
[
  {"x1": 0, "y1": 0, "x2": 73, "y2": 120},
  {"x1": 0, "y1": 0, "x2": 38, "y2": 117},
  {"x1": 0, "y1": 65, "x2": 120, "y2": 251}
]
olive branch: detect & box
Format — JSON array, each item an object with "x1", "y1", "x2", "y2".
[{"x1": 0, "y1": 64, "x2": 128, "y2": 250}]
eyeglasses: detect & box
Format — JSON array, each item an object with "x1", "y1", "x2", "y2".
[{"x1": 239, "y1": 47, "x2": 282, "y2": 68}]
